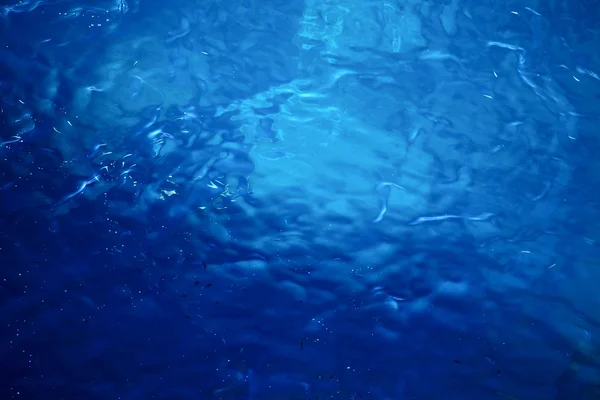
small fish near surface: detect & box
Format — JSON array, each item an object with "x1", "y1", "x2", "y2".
[
  {"x1": 372, "y1": 181, "x2": 405, "y2": 223},
  {"x1": 53, "y1": 174, "x2": 101, "y2": 207},
  {"x1": 409, "y1": 212, "x2": 494, "y2": 226},
  {"x1": 87, "y1": 143, "x2": 107, "y2": 159},
  {"x1": 131, "y1": 104, "x2": 162, "y2": 137}
]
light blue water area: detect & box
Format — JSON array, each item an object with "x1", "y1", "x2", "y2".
[{"x1": 1, "y1": 0, "x2": 600, "y2": 399}]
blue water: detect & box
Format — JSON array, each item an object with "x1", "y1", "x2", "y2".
[{"x1": 1, "y1": 0, "x2": 600, "y2": 399}]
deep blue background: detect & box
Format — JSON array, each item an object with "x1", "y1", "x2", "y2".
[{"x1": 1, "y1": 0, "x2": 600, "y2": 399}]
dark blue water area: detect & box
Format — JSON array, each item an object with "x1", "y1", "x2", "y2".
[{"x1": 1, "y1": 0, "x2": 600, "y2": 399}]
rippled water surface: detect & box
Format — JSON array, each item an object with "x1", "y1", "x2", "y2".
[{"x1": 1, "y1": 0, "x2": 600, "y2": 399}]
